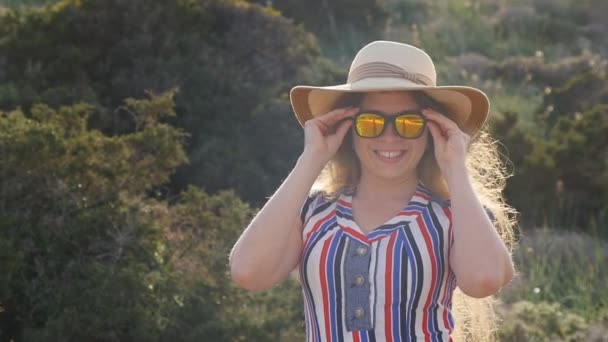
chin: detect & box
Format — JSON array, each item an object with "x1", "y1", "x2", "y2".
[{"x1": 371, "y1": 162, "x2": 418, "y2": 180}]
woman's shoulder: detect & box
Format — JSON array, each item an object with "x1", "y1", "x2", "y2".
[
  {"x1": 417, "y1": 182, "x2": 451, "y2": 209},
  {"x1": 300, "y1": 190, "x2": 341, "y2": 224}
]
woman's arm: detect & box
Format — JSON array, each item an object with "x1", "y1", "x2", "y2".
[
  {"x1": 445, "y1": 166, "x2": 514, "y2": 298},
  {"x1": 229, "y1": 152, "x2": 324, "y2": 291},
  {"x1": 425, "y1": 109, "x2": 513, "y2": 298},
  {"x1": 229, "y1": 106, "x2": 357, "y2": 291}
]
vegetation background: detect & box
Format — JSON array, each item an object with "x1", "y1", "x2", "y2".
[{"x1": 0, "y1": 0, "x2": 606, "y2": 341}]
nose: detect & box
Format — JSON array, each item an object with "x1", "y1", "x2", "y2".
[{"x1": 378, "y1": 121, "x2": 401, "y2": 141}]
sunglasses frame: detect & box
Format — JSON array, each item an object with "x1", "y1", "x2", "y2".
[{"x1": 350, "y1": 110, "x2": 428, "y2": 139}]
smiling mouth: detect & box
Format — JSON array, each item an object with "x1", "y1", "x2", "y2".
[{"x1": 374, "y1": 150, "x2": 406, "y2": 159}]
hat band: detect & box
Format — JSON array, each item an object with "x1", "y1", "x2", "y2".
[{"x1": 347, "y1": 62, "x2": 434, "y2": 86}]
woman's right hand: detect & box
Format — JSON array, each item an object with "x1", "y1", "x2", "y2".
[{"x1": 302, "y1": 106, "x2": 359, "y2": 164}]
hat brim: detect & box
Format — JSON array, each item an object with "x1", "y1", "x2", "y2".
[{"x1": 290, "y1": 78, "x2": 490, "y2": 136}]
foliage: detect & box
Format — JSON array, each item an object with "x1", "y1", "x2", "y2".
[
  {"x1": 0, "y1": 92, "x2": 305, "y2": 341},
  {"x1": 0, "y1": 91, "x2": 184, "y2": 340},
  {"x1": 250, "y1": 0, "x2": 389, "y2": 59},
  {"x1": 0, "y1": 0, "x2": 54, "y2": 7},
  {"x1": 0, "y1": 0, "x2": 324, "y2": 205},
  {"x1": 547, "y1": 105, "x2": 608, "y2": 228},
  {"x1": 500, "y1": 229, "x2": 608, "y2": 319},
  {"x1": 497, "y1": 301, "x2": 590, "y2": 342},
  {"x1": 496, "y1": 229, "x2": 608, "y2": 341},
  {"x1": 2, "y1": 0, "x2": 607, "y2": 227},
  {"x1": 1, "y1": 0, "x2": 608, "y2": 340}
]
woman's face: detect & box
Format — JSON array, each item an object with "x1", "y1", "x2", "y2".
[{"x1": 352, "y1": 91, "x2": 429, "y2": 182}]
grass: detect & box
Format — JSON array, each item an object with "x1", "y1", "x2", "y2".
[
  {"x1": 496, "y1": 228, "x2": 608, "y2": 340},
  {"x1": 0, "y1": 0, "x2": 54, "y2": 8},
  {"x1": 501, "y1": 228, "x2": 608, "y2": 318}
]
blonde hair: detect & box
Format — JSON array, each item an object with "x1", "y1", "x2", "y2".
[{"x1": 311, "y1": 91, "x2": 517, "y2": 342}]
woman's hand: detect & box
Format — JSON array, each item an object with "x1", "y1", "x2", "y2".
[
  {"x1": 424, "y1": 109, "x2": 471, "y2": 181},
  {"x1": 302, "y1": 106, "x2": 358, "y2": 165}
]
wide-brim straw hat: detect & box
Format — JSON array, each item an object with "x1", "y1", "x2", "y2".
[{"x1": 290, "y1": 40, "x2": 490, "y2": 136}]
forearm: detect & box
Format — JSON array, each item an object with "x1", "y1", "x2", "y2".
[
  {"x1": 447, "y1": 164, "x2": 514, "y2": 298},
  {"x1": 229, "y1": 151, "x2": 324, "y2": 282}
]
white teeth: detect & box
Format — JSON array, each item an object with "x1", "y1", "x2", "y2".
[{"x1": 376, "y1": 151, "x2": 404, "y2": 158}]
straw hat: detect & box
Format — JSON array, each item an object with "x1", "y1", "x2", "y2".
[{"x1": 289, "y1": 41, "x2": 490, "y2": 136}]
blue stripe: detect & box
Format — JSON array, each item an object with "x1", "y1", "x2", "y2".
[
  {"x1": 303, "y1": 216, "x2": 338, "y2": 257},
  {"x1": 300, "y1": 259, "x2": 321, "y2": 342},
  {"x1": 417, "y1": 204, "x2": 444, "y2": 335},
  {"x1": 326, "y1": 229, "x2": 343, "y2": 342},
  {"x1": 428, "y1": 203, "x2": 452, "y2": 337},
  {"x1": 392, "y1": 235, "x2": 404, "y2": 341},
  {"x1": 335, "y1": 205, "x2": 354, "y2": 219},
  {"x1": 402, "y1": 230, "x2": 418, "y2": 341},
  {"x1": 447, "y1": 274, "x2": 457, "y2": 329},
  {"x1": 301, "y1": 217, "x2": 338, "y2": 342},
  {"x1": 300, "y1": 195, "x2": 318, "y2": 223}
]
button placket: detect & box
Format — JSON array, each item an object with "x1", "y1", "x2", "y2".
[{"x1": 344, "y1": 240, "x2": 373, "y2": 331}]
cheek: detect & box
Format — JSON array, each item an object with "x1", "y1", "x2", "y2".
[
  {"x1": 411, "y1": 133, "x2": 430, "y2": 156},
  {"x1": 352, "y1": 134, "x2": 365, "y2": 157}
]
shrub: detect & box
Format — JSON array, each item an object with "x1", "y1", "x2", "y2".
[
  {"x1": 500, "y1": 229, "x2": 608, "y2": 318},
  {"x1": 497, "y1": 301, "x2": 589, "y2": 342},
  {"x1": 0, "y1": 92, "x2": 306, "y2": 341},
  {"x1": 0, "y1": 0, "x2": 324, "y2": 205}
]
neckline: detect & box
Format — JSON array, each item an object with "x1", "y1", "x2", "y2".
[{"x1": 336, "y1": 182, "x2": 432, "y2": 241}]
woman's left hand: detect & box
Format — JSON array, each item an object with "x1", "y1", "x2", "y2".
[{"x1": 423, "y1": 109, "x2": 470, "y2": 180}]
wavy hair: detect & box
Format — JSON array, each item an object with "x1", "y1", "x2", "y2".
[{"x1": 310, "y1": 91, "x2": 517, "y2": 342}]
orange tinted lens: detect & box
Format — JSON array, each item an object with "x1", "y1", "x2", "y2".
[
  {"x1": 395, "y1": 114, "x2": 424, "y2": 138},
  {"x1": 356, "y1": 113, "x2": 385, "y2": 137}
]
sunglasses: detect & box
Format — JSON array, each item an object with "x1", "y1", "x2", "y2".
[{"x1": 346, "y1": 110, "x2": 427, "y2": 139}]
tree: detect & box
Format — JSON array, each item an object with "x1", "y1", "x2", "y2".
[
  {"x1": 0, "y1": 0, "x2": 325, "y2": 205},
  {"x1": 0, "y1": 91, "x2": 305, "y2": 341}
]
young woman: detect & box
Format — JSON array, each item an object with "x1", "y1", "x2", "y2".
[{"x1": 230, "y1": 41, "x2": 516, "y2": 341}]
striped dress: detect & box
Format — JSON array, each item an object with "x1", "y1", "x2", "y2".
[{"x1": 299, "y1": 183, "x2": 457, "y2": 342}]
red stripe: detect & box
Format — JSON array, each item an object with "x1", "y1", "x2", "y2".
[
  {"x1": 416, "y1": 191, "x2": 432, "y2": 201},
  {"x1": 443, "y1": 206, "x2": 455, "y2": 331},
  {"x1": 305, "y1": 210, "x2": 335, "y2": 245},
  {"x1": 440, "y1": 281, "x2": 451, "y2": 330},
  {"x1": 352, "y1": 331, "x2": 361, "y2": 342},
  {"x1": 384, "y1": 234, "x2": 396, "y2": 342},
  {"x1": 339, "y1": 225, "x2": 369, "y2": 243},
  {"x1": 439, "y1": 277, "x2": 451, "y2": 330},
  {"x1": 417, "y1": 214, "x2": 438, "y2": 340},
  {"x1": 319, "y1": 237, "x2": 333, "y2": 342},
  {"x1": 337, "y1": 198, "x2": 351, "y2": 207}
]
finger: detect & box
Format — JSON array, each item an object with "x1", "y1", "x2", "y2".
[
  {"x1": 423, "y1": 109, "x2": 461, "y2": 133},
  {"x1": 316, "y1": 106, "x2": 359, "y2": 126},
  {"x1": 328, "y1": 119, "x2": 353, "y2": 146},
  {"x1": 427, "y1": 121, "x2": 445, "y2": 144},
  {"x1": 334, "y1": 118, "x2": 353, "y2": 138}
]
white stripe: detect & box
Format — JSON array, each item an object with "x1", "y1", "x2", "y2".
[{"x1": 340, "y1": 238, "x2": 352, "y2": 341}]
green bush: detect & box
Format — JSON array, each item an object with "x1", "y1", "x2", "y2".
[
  {"x1": 0, "y1": 92, "x2": 305, "y2": 341},
  {"x1": 500, "y1": 230, "x2": 608, "y2": 319},
  {"x1": 0, "y1": 0, "x2": 325, "y2": 205},
  {"x1": 497, "y1": 301, "x2": 589, "y2": 342}
]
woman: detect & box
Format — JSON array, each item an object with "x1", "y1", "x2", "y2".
[{"x1": 230, "y1": 41, "x2": 516, "y2": 341}]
